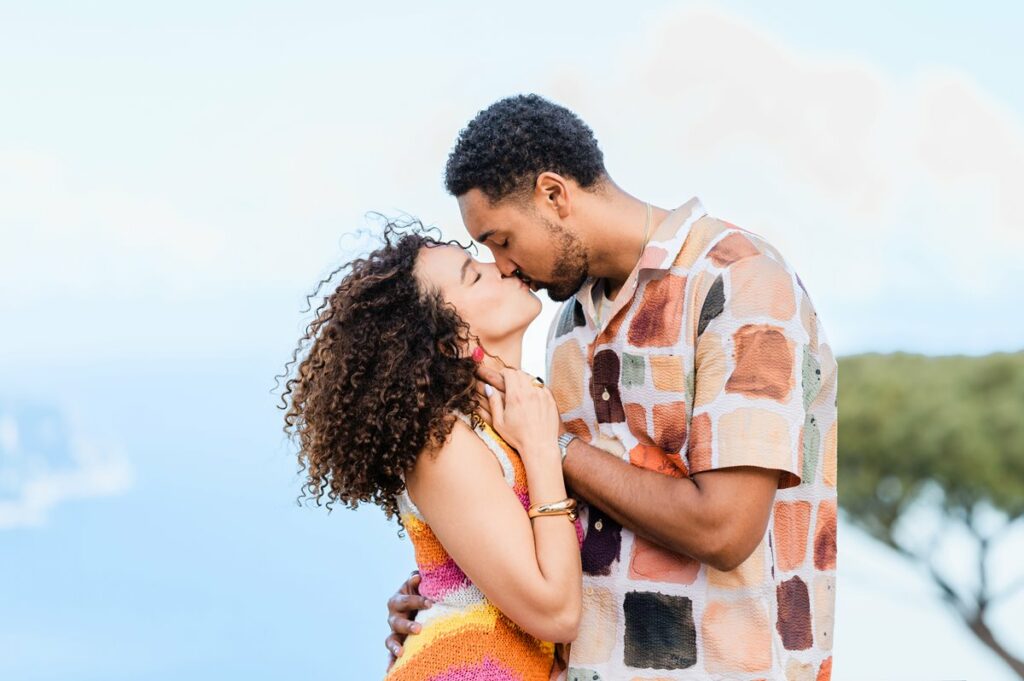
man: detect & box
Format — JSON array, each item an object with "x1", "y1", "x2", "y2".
[{"x1": 386, "y1": 94, "x2": 837, "y2": 680}]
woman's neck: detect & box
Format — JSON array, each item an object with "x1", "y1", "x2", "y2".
[{"x1": 480, "y1": 333, "x2": 524, "y2": 371}]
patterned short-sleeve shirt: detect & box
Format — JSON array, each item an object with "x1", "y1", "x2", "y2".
[{"x1": 546, "y1": 197, "x2": 837, "y2": 681}]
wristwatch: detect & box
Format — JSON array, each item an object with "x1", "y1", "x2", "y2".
[{"x1": 558, "y1": 432, "x2": 578, "y2": 463}]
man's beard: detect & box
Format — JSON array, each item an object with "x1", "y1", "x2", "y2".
[{"x1": 536, "y1": 218, "x2": 589, "y2": 302}]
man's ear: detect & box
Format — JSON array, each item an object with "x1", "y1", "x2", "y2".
[{"x1": 534, "y1": 171, "x2": 571, "y2": 219}]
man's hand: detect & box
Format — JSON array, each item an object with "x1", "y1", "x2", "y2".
[{"x1": 384, "y1": 571, "x2": 432, "y2": 667}]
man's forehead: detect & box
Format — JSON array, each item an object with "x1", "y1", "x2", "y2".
[
  {"x1": 459, "y1": 190, "x2": 514, "y2": 242},
  {"x1": 459, "y1": 188, "x2": 507, "y2": 213}
]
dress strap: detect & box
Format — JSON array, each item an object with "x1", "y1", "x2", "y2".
[
  {"x1": 396, "y1": 412, "x2": 518, "y2": 521},
  {"x1": 454, "y1": 412, "x2": 516, "y2": 487}
]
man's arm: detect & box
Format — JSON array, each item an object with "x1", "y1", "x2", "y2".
[
  {"x1": 561, "y1": 438, "x2": 778, "y2": 571},
  {"x1": 475, "y1": 363, "x2": 779, "y2": 571},
  {"x1": 563, "y1": 246, "x2": 811, "y2": 570}
]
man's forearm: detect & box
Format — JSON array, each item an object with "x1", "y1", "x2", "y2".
[{"x1": 561, "y1": 438, "x2": 722, "y2": 564}]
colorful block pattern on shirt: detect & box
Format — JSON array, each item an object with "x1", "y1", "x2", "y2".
[{"x1": 545, "y1": 197, "x2": 837, "y2": 680}]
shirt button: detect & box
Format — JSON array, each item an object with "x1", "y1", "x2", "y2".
[
  {"x1": 594, "y1": 519, "x2": 604, "y2": 531},
  {"x1": 601, "y1": 388, "x2": 610, "y2": 401}
]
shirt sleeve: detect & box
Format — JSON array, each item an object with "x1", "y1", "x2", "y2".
[{"x1": 687, "y1": 248, "x2": 806, "y2": 488}]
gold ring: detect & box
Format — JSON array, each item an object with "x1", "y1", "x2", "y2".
[{"x1": 531, "y1": 377, "x2": 545, "y2": 388}]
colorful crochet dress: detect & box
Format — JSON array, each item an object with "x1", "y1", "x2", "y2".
[{"x1": 385, "y1": 413, "x2": 584, "y2": 681}]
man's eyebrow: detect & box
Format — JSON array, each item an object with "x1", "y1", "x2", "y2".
[
  {"x1": 460, "y1": 255, "x2": 472, "y2": 283},
  {"x1": 476, "y1": 229, "x2": 496, "y2": 244}
]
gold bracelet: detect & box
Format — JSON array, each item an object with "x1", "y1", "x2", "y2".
[{"x1": 528, "y1": 497, "x2": 578, "y2": 521}]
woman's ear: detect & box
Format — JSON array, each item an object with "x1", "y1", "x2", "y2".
[{"x1": 435, "y1": 337, "x2": 484, "y2": 362}]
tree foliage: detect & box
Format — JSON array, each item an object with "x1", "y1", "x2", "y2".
[{"x1": 839, "y1": 351, "x2": 1024, "y2": 677}]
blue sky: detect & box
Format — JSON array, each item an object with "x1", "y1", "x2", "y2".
[{"x1": 2, "y1": 2, "x2": 1022, "y2": 679}]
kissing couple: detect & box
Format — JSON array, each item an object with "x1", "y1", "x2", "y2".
[{"x1": 282, "y1": 94, "x2": 838, "y2": 681}]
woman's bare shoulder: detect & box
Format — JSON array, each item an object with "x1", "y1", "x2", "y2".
[{"x1": 406, "y1": 417, "x2": 503, "y2": 494}]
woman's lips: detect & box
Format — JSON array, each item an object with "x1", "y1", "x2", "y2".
[{"x1": 511, "y1": 273, "x2": 539, "y2": 293}]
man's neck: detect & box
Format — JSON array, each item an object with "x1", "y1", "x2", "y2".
[{"x1": 583, "y1": 183, "x2": 671, "y2": 299}]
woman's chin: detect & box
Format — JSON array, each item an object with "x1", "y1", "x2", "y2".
[
  {"x1": 511, "y1": 297, "x2": 544, "y2": 334},
  {"x1": 527, "y1": 292, "x2": 544, "y2": 317},
  {"x1": 493, "y1": 290, "x2": 543, "y2": 336}
]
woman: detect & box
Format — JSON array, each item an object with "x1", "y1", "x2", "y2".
[{"x1": 281, "y1": 221, "x2": 583, "y2": 680}]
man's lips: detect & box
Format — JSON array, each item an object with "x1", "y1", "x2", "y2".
[{"x1": 515, "y1": 272, "x2": 540, "y2": 291}]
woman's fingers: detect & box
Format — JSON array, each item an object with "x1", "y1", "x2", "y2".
[
  {"x1": 475, "y1": 401, "x2": 493, "y2": 425},
  {"x1": 473, "y1": 382, "x2": 489, "y2": 401},
  {"x1": 486, "y1": 378, "x2": 505, "y2": 427},
  {"x1": 500, "y1": 367, "x2": 523, "y2": 403},
  {"x1": 474, "y1": 365, "x2": 506, "y2": 392},
  {"x1": 474, "y1": 383, "x2": 493, "y2": 421}
]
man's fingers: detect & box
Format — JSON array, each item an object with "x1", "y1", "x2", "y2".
[
  {"x1": 385, "y1": 570, "x2": 424, "y2": 666},
  {"x1": 398, "y1": 572, "x2": 421, "y2": 596},
  {"x1": 475, "y1": 365, "x2": 506, "y2": 392},
  {"x1": 388, "y1": 592, "x2": 433, "y2": 615},
  {"x1": 388, "y1": 612, "x2": 424, "y2": 635},
  {"x1": 385, "y1": 634, "x2": 403, "y2": 659}
]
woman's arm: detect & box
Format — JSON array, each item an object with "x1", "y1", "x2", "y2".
[{"x1": 407, "y1": 415, "x2": 582, "y2": 642}]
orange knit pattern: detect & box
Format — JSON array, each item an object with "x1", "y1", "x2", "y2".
[{"x1": 386, "y1": 416, "x2": 581, "y2": 681}]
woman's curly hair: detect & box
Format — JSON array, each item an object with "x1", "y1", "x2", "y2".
[{"x1": 279, "y1": 219, "x2": 480, "y2": 521}]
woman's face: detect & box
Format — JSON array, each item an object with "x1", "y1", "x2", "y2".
[{"x1": 414, "y1": 244, "x2": 542, "y2": 350}]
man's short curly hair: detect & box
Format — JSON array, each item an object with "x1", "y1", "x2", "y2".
[
  {"x1": 444, "y1": 94, "x2": 607, "y2": 203},
  {"x1": 279, "y1": 220, "x2": 480, "y2": 522}
]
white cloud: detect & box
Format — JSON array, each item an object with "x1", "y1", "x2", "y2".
[
  {"x1": 545, "y1": 6, "x2": 1024, "y2": 351},
  {"x1": 1, "y1": 5, "x2": 1021, "y2": 358},
  {"x1": 0, "y1": 404, "x2": 133, "y2": 529}
]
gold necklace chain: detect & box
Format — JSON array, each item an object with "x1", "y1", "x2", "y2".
[
  {"x1": 595, "y1": 202, "x2": 652, "y2": 329},
  {"x1": 639, "y1": 201, "x2": 653, "y2": 261}
]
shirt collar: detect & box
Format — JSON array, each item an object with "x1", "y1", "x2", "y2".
[
  {"x1": 637, "y1": 196, "x2": 707, "y2": 273},
  {"x1": 576, "y1": 196, "x2": 707, "y2": 328}
]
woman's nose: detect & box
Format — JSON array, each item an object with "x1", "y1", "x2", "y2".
[{"x1": 491, "y1": 256, "x2": 517, "y2": 278}]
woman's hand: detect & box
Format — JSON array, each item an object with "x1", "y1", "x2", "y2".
[
  {"x1": 474, "y1": 365, "x2": 568, "y2": 437},
  {"x1": 485, "y1": 368, "x2": 561, "y2": 457}
]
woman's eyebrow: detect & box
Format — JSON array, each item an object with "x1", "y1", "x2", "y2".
[{"x1": 459, "y1": 255, "x2": 472, "y2": 283}]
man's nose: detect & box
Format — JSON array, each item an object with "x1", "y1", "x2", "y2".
[{"x1": 494, "y1": 254, "x2": 518, "y2": 278}]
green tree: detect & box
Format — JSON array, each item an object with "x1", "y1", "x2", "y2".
[{"x1": 839, "y1": 351, "x2": 1024, "y2": 678}]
